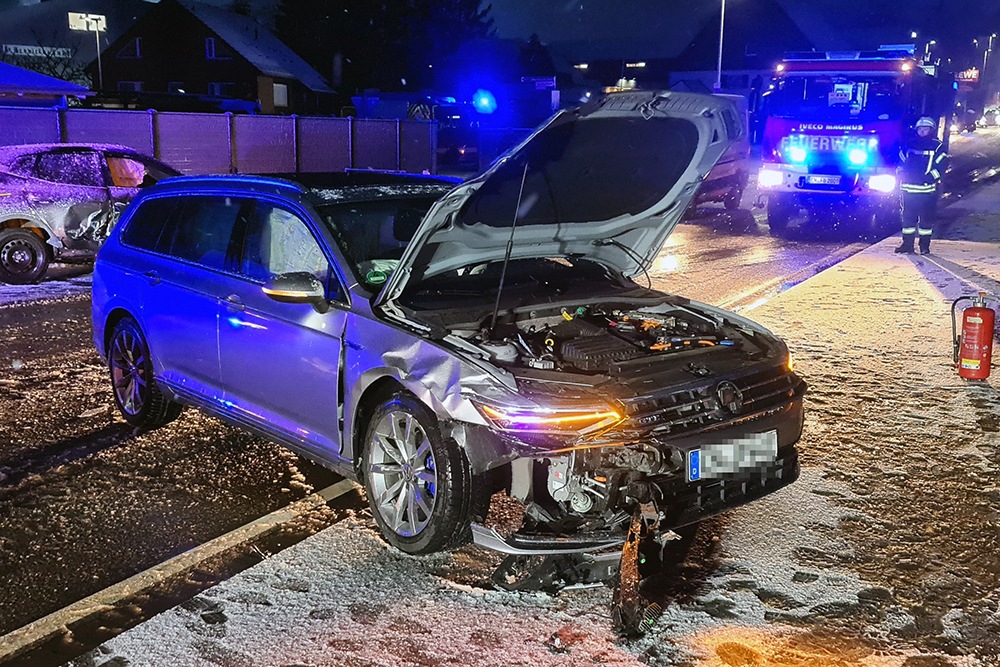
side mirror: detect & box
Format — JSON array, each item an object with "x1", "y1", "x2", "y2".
[{"x1": 262, "y1": 272, "x2": 326, "y2": 307}]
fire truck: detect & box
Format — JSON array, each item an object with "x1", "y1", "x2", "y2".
[{"x1": 756, "y1": 45, "x2": 953, "y2": 235}]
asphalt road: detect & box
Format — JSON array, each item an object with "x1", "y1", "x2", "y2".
[{"x1": 0, "y1": 128, "x2": 997, "y2": 656}]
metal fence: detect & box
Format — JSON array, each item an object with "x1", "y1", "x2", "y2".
[{"x1": 0, "y1": 106, "x2": 437, "y2": 175}]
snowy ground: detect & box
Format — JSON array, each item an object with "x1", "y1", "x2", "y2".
[
  {"x1": 0, "y1": 265, "x2": 91, "y2": 307},
  {"x1": 70, "y1": 198, "x2": 1000, "y2": 666}
]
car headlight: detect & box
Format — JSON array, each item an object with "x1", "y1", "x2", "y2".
[
  {"x1": 868, "y1": 174, "x2": 897, "y2": 193},
  {"x1": 474, "y1": 402, "x2": 623, "y2": 435},
  {"x1": 758, "y1": 169, "x2": 783, "y2": 188}
]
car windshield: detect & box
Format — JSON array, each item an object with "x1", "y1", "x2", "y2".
[
  {"x1": 315, "y1": 194, "x2": 443, "y2": 288},
  {"x1": 766, "y1": 75, "x2": 907, "y2": 122}
]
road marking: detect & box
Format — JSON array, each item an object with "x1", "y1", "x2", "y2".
[{"x1": 0, "y1": 479, "x2": 358, "y2": 661}]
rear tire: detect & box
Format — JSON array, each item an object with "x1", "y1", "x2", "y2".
[
  {"x1": 108, "y1": 317, "x2": 183, "y2": 431},
  {"x1": 723, "y1": 172, "x2": 748, "y2": 211},
  {"x1": 361, "y1": 391, "x2": 485, "y2": 554},
  {"x1": 0, "y1": 229, "x2": 49, "y2": 284}
]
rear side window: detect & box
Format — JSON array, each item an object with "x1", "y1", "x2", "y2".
[
  {"x1": 157, "y1": 196, "x2": 247, "y2": 271},
  {"x1": 33, "y1": 151, "x2": 104, "y2": 187},
  {"x1": 9, "y1": 155, "x2": 37, "y2": 178},
  {"x1": 121, "y1": 197, "x2": 178, "y2": 251}
]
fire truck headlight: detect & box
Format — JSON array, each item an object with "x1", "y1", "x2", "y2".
[
  {"x1": 757, "y1": 169, "x2": 783, "y2": 188},
  {"x1": 868, "y1": 174, "x2": 897, "y2": 193},
  {"x1": 788, "y1": 146, "x2": 808, "y2": 163},
  {"x1": 848, "y1": 148, "x2": 869, "y2": 165}
]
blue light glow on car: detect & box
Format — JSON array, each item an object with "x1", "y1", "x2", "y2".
[{"x1": 788, "y1": 146, "x2": 808, "y2": 163}]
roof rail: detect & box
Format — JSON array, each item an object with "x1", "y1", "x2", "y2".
[{"x1": 156, "y1": 174, "x2": 306, "y2": 192}]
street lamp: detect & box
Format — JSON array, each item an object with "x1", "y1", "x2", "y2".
[
  {"x1": 68, "y1": 12, "x2": 106, "y2": 91},
  {"x1": 714, "y1": 0, "x2": 727, "y2": 93},
  {"x1": 984, "y1": 33, "x2": 997, "y2": 76}
]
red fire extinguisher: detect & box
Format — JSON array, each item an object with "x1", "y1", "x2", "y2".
[{"x1": 952, "y1": 292, "x2": 998, "y2": 380}]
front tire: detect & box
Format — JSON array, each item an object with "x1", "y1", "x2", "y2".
[
  {"x1": 108, "y1": 317, "x2": 182, "y2": 430},
  {"x1": 0, "y1": 229, "x2": 49, "y2": 284},
  {"x1": 361, "y1": 391, "x2": 480, "y2": 554},
  {"x1": 767, "y1": 195, "x2": 795, "y2": 236}
]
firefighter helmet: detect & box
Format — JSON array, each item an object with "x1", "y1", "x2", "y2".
[{"x1": 915, "y1": 116, "x2": 936, "y2": 129}]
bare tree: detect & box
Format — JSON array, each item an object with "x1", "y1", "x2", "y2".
[{"x1": 0, "y1": 29, "x2": 90, "y2": 87}]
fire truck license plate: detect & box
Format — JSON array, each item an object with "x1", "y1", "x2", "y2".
[{"x1": 807, "y1": 175, "x2": 841, "y2": 185}]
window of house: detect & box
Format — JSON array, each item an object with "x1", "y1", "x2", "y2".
[
  {"x1": 208, "y1": 82, "x2": 235, "y2": 97},
  {"x1": 273, "y1": 82, "x2": 288, "y2": 108},
  {"x1": 116, "y1": 37, "x2": 141, "y2": 59},
  {"x1": 118, "y1": 81, "x2": 143, "y2": 92},
  {"x1": 205, "y1": 37, "x2": 233, "y2": 60}
]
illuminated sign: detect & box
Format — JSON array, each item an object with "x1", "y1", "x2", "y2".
[
  {"x1": 2, "y1": 44, "x2": 73, "y2": 59},
  {"x1": 780, "y1": 134, "x2": 876, "y2": 152},
  {"x1": 68, "y1": 12, "x2": 106, "y2": 31},
  {"x1": 957, "y1": 68, "x2": 980, "y2": 83}
]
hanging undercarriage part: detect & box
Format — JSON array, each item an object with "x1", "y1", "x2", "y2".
[
  {"x1": 490, "y1": 551, "x2": 621, "y2": 593},
  {"x1": 487, "y1": 498, "x2": 681, "y2": 636},
  {"x1": 611, "y1": 501, "x2": 672, "y2": 636}
]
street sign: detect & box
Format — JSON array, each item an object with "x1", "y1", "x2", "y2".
[
  {"x1": 68, "y1": 12, "x2": 106, "y2": 32},
  {"x1": 68, "y1": 12, "x2": 107, "y2": 90}
]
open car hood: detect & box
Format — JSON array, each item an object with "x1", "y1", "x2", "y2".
[{"x1": 376, "y1": 91, "x2": 743, "y2": 308}]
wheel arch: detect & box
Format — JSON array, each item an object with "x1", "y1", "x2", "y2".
[
  {"x1": 0, "y1": 216, "x2": 59, "y2": 253},
  {"x1": 348, "y1": 374, "x2": 407, "y2": 472},
  {"x1": 101, "y1": 308, "x2": 138, "y2": 359}
]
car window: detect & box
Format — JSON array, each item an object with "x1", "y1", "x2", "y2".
[
  {"x1": 106, "y1": 155, "x2": 148, "y2": 188},
  {"x1": 105, "y1": 153, "x2": 177, "y2": 188},
  {"x1": 33, "y1": 151, "x2": 104, "y2": 187},
  {"x1": 157, "y1": 195, "x2": 246, "y2": 271},
  {"x1": 8, "y1": 155, "x2": 36, "y2": 178},
  {"x1": 120, "y1": 196, "x2": 179, "y2": 251},
  {"x1": 240, "y1": 202, "x2": 331, "y2": 284},
  {"x1": 317, "y1": 196, "x2": 438, "y2": 287}
]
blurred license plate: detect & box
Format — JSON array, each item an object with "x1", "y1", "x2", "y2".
[
  {"x1": 687, "y1": 430, "x2": 778, "y2": 482},
  {"x1": 807, "y1": 175, "x2": 841, "y2": 185}
]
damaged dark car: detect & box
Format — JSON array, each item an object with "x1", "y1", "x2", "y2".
[
  {"x1": 91, "y1": 91, "x2": 804, "y2": 629},
  {"x1": 0, "y1": 143, "x2": 179, "y2": 284}
]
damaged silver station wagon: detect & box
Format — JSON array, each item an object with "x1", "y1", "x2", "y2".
[{"x1": 92, "y1": 91, "x2": 805, "y2": 623}]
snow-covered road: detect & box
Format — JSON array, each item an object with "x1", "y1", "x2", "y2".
[{"x1": 82, "y1": 212, "x2": 1000, "y2": 667}]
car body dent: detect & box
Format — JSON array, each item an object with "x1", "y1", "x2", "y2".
[{"x1": 342, "y1": 314, "x2": 505, "y2": 464}]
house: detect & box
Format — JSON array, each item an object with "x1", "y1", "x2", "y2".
[{"x1": 92, "y1": 0, "x2": 334, "y2": 114}]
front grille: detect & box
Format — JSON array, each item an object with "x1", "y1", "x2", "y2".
[{"x1": 622, "y1": 365, "x2": 803, "y2": 437}]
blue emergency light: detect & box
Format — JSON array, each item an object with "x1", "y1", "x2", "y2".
[
  {"x1": 788, "y1": 146, "x2": 808, "y2": 163},
  {"x1": 848, "y1": 148, "x2": 869, "y2": 165},
  {"x1": 472, "y1": 89, "x2": 497, "y2": 114}
]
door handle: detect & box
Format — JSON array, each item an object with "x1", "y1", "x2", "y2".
[
  {"x1": 143, "y1": 270, "x2": 160, "y2": 286},
  {"x1": 224, "y1": 294, "x2": 245, "y2": 312}
]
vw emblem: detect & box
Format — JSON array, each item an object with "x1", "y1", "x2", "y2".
[{"x1": 716, "y1": 380, "x2": 744, "y2": 414}]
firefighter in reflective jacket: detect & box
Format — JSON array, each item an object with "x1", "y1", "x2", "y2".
[{"x1": 895, "y1": 116, "x2": 948, "y2": 254}]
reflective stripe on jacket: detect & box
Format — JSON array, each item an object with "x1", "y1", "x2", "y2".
[{"x1": 898, "y1": 136, "x2": 948, "y2": 193}]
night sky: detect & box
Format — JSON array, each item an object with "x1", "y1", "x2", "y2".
[{"x1": 3, "y1": 0, "x2": 999, "y2": 64}]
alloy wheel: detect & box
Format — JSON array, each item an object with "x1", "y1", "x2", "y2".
[
  {"x1": 367, "y1": 409, "x2": 438, "y2": 537},
  {"x1": 110, "y1": 328, "x2": 148, "y2": 416}
]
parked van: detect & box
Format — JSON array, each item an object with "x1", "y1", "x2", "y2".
[{"x1": 692, "y1": 94, "x2": 751, "y2": 211}]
